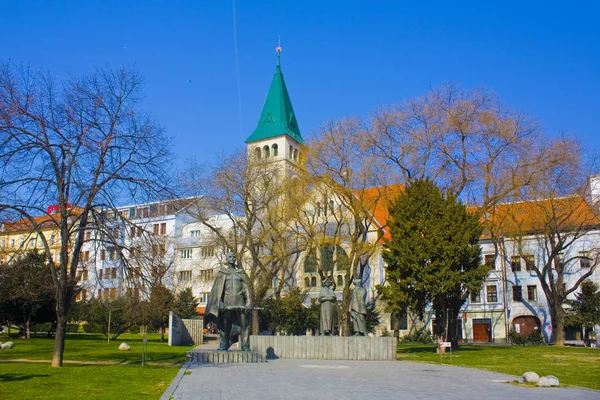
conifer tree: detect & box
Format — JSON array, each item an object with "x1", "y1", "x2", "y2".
[{"x1": 381, "y1": 179, "x2": 488, "y2": 347}]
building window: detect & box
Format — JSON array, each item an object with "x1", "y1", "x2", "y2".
[
  {"x1": 337, "y1": 275, "x2": 343, "y2": 287},
  {"x1": 527, "y1": 285, "x2": 537, "y2": 301},
  {"x1": 129, "y1": 207, "x2": 135, "y2": 218},
  {"x1": 110, "y1": 288, "x2": 116, "y2": 300},
  {"x1": 199, "y1": 269, "x2": 214, "y2": 281},
  {"x1": 470, "y1": 291, "x2": 481, "y2": 303},
  {"x1": 510, "y1": 256, "x2": 521, "y2": 272},
  {"x1": 181, "y1": 249, "x2": 193, "y2": 259},
  {"x1": 263, "y1": 145, "x2": 270, "y2": 158},
  {"x1": 190, "y1": 230, "x2": 201, "y2": 237},
  {"x1": 81, "y1": 251, "x2": 90, "y2": 262},
  {"x1": 153, "y1": 224, "x2": 159, "y2": 235},
  {"x1": 179, "y1": 270, "x2": 192, "y2": 281},
  {"x1": 200, "y1": 246, "x2": 215, "y2": 258},
  {"x1": 109, "y1": 248, "x2": 117, "y2": 260},
  {"x1": 272, "y1": 143, "x2": 278, "y2": 157},
  {"x1": 160, "y1": 223, "x2": 167, "y2": 235},
  {"x1": 111, "y1": 267, "x2": 117, "y2": 279},
  {"x1": 198, "y1": 292, "x2": 209, "y2": 303},
  {"x1": 50, "y1": 234, "x2": 56, "y2": 245},
  {"x1": 311, "y1": 276, "x2": 317, "y2": 287},
  {"x1": 293, "y1": 148, "x2": 298, "y2": 161},
  {"x1": 130, "y1": 226, "x2": 136, "y2": 238},
  {"x1": 101, "y1": 249, "x2": 106, "y2": 261},
  {"x1": 486, "y1": 285, "x2": 498, "y2": 303},
  {"x1": 512, "y1": 285, "x2": 522, "y2": 302},
  {"x1": 579, "y1": 251, "x2": 591, "y2": 269},
  {"x1": 484, "y1": 254, "x2": 496, "y2": 269},
  {"x1": 304, "y1": 277, "x2": 310, "y2": 287},
  {"x1": 255, "y1": 147, "x2": 261, "y2": 159},
  {"x1": 524, "y1": 255, "x2": 535, "y2": 271},
  {"x1": 83, "y1": 270, "x2": 88, "y2": 281},
  {"x1": 289, "y1": 145, "x2": 293, "y2": 158}
]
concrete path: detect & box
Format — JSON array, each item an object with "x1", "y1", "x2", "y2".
[{"x1": 160, "y1": 359, "x2": 600, "y2": 400}]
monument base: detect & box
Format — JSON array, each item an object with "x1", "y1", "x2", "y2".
[
  {"x1": 186, "y1": 348, "x2": 265, "y2": 363},
  {"x1": 250, "y1": 335, "x2": 397, "y2": 360}
]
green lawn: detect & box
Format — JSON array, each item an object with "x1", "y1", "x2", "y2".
[
  {"x1": 0, "y1": 333, "x2": 194, "y2": 399},
  {"x1": 397, "y1": 343, "x2": 600, "y2": 390}
]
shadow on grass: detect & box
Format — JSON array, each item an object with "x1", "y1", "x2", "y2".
[
  {"x1": 397, "y1": 345, "x2": 485, "y2": 354},
  {"x1": 0, "y1": 373, "x2": 50, "y2": 382}
]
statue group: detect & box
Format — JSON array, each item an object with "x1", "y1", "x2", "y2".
[
  {"x1": 206, "y1": 251, "x2": 369, "y2": 352},
  {"x1": 319, "y1": 277, "x2": 368, "y2": 336}
]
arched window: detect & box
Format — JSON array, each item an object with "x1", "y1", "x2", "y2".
[
  {"x1": 289, "y1": 145, "x2": 293, "y2": 158},
  {"x1": 337, "y1": 275, "x2": 343, "y2": 287},
  {"x1": 272, "y1": 143, "x2": 278, "y2": 157},
  {"x1": 304, "y1": 250, "x2": 317, "y2": 273},
  {"x1": 255, "y1": 147, "x2": 261, "y2": 159},
  {"x1": 263, "y1": 145, "x2": 270, "y2": 158},
  {"x1": 311, "y1": 276, "x2": 317, "y2": 287},
  {"x1": 293, "y1": 149, "x2": 298, "y2": 161},
  {"x1": 304, "y1": 277, "x2": 310, "y2": 288}
]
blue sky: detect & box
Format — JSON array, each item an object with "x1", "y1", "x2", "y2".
[{"x1": 3, "y1": 1, "x2": 599, "y2": 169}]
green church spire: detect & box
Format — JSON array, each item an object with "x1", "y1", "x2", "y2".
[{"x1": 245, "y1": 46, "x2": 304, "y2": 144}]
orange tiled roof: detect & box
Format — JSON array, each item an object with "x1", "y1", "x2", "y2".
[
  {"x1": 484, "y1": 195, "x2": 600, "y2": 236},
  {"x1": 355, "y1": 184, "x2": 404, "y2": 241},
  {"x1": 1, "y1": 207, "x2": 84, "y2": 233}
]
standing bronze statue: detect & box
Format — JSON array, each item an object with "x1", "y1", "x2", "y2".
[
  {"x1": 205, "y1": 251, "x2": 253, "y2": 351},
  {"x1": 319, "y1": 277, "x2": 336, "y2": 335},
  {"x1": 350, "y1": 278, "x2": 368, "y2": 336}
]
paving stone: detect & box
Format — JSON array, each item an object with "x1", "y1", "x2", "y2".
[{"x1": 160, "y1": 359, "x2": 599, "y2": 400}]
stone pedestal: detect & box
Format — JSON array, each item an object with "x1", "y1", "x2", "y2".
[
  {"x1": 250, "y1": 335, "x2": 397, "y2": 360},
  {"x1": 186, "y1": 349, "x2": 265, "y2": 363}
]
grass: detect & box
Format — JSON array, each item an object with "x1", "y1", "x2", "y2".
[
  {"x1": 397, "y1": 343, "x2": 600, "y2": 390},
  {"x1": 0, "y1": 333, "x2": 194, "y2": 399}
]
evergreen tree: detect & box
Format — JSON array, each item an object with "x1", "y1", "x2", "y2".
[
  {"x1": 173, "y1": 288, "x2": 199, "y2": 319},
  {"x1": 380, "y1": 179, "x2": 488, "y2": 347},
  {"x1": 566, "y1": 280, "x2": 600, "y2": 346}
]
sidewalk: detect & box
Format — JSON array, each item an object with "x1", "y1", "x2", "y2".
[{"x1": 161, "y1": 359, "x2": 599, "y2": 400}]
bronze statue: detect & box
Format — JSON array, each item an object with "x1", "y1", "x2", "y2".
[
  {"x1": 319, "y1": 277, "x2": 336, "y2": 335},
  {"x1": 205, "y1": 251, "x2": 253, "y2": 351},
  {"x1": 350, "y1": 278, "x2": 367, "y2": 336}
]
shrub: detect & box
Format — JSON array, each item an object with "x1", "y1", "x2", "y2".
[
  {"x1": 400, "y1": 328, "x2": 434, "y2": 344},
  {"x1": 508, "y1": 329, "x2": 545, "y2": 346}
]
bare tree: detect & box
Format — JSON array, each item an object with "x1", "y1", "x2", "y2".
[
  {"x1": 303, "y1": 118, "x2": 394, "y2": 335},
  {"x1": 491, "y1": 136, "x2": 600, "y2": 346},
  {"x1": 185, "y1": 149, "x2": 306, "y2": 305},
  {"x1": 364, "y1": 83, "x2": 547, "y2": 212},
  {"x1": 0, "y1": 62, "x2": 173, "y2": 367}
]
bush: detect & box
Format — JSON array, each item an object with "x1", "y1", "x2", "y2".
[
  {"x1": 400, "y1": 328, "x2": 434, "y2": 344},
  {"x1": 508, "y1": 329, "x2": 545, "y2": 346}
]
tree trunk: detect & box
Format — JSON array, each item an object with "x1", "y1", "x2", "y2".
[
  {"x1": 52, "y1": 286, "x2": 73, "y2": 368},
  {"x1": 550, "y1": 304, "x2": 565, "y2": 347},
  {"x1": 25, "y1": 317, "x2": 31, "y2": 339},
  {"x1": 52, "y1": 312, "x2": 67, "y2": 367},
  {"x1": 340, "y1": 288, "x2": 351, "y2": 336}
]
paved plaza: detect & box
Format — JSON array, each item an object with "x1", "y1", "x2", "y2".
[{"x1": 161, "y1": 359, "x2": 600, "y2": 400}]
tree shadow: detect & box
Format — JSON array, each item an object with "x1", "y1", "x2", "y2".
[
  {"x1": 398, "y1": 345, "x2": 484, "y2": 354},
  {"x1": 0, "y1": 373, "x2": 50, "y2": 382}
]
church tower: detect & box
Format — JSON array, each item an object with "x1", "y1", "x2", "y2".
[{"x1": 246, "y1": 47, "x2": 305, "y2": 178}]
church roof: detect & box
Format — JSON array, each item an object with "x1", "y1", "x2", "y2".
[{"x1": 245, "y1": 55, "x2": 304, "y2": 145}]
